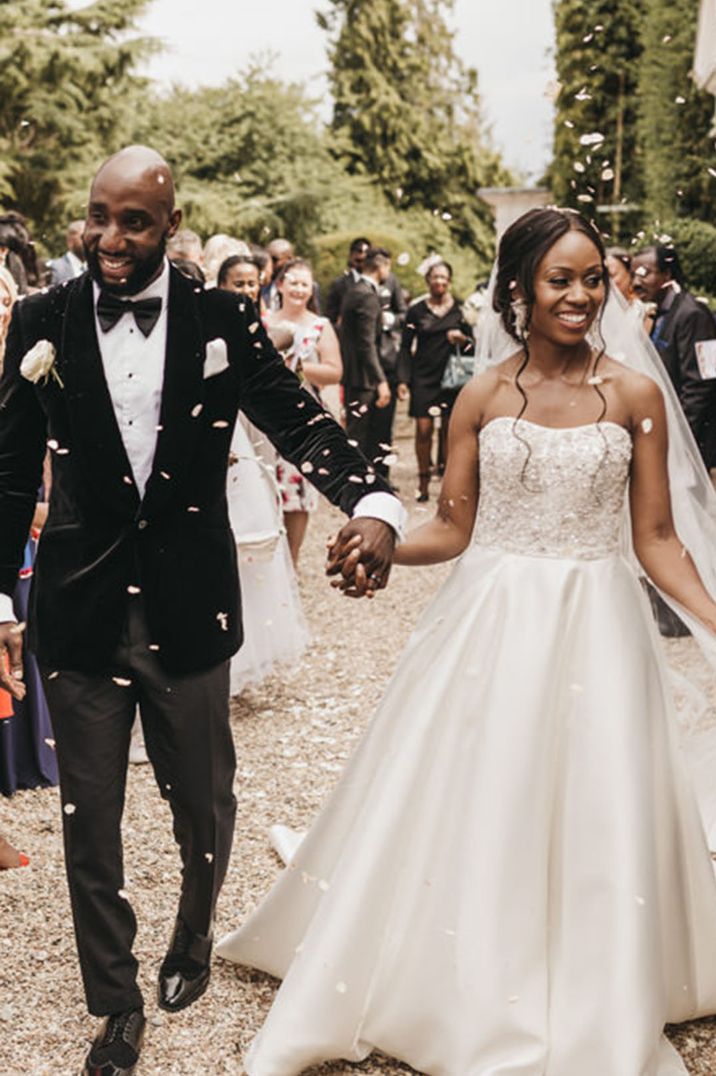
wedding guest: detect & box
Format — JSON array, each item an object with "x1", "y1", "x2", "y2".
[
  {"x1": 249, "y1": 245, "x2": 273, "y2": 290},
  {"x1": 218, "y1": 255, "x2": 262, "y2": 303},
  {"x1": 263, "y1": 239, "x2": 321, "y2": 313},
  {"x1": 203, "y1": 234, "x2": 250, "y2": 288},
  {"x1": 167, "y1": 228, "x2": 204, "y2": 269},
  {"x1": 0, "y1": 222, "x2": 28, "y2": 295},
  {"x1": 605, "y1": 247, "x2": 634, "y2": 302},
  {"x1": 0, "y1": 212, "x2": 39, "y2": 290},
  {"x1": 0, "y1": 273, "x2": 58, "y2": 793},
  {"x1": 632, "y1": 243, "x2": 716, "y2": 468},
  {"x1": 267, "y1": 258, "x2": 342, "y2": 565},
  {"x1": 398, "y1": 260, "x2": 473, "y2": 501},
  {"x1": 326, "y1": 236, "x2": 371, "y2": 326},
  {"x1": 0, "y1": 832, "x2": 28, "y2": 869},
  {"x1": 340, "y1": 247, "x2": 393, "y2": 481},
  {"x1": 607, "y1": 247, "x2": 656, "y2": 334},
  {"x1": 47, "y1": 220, "x2": 86, "y2": 285},
  {"x1": 261, "y1": 239, "x2": 293, "y2": 311},
  {"x1": 0, "y1": 266, "x2": 18, "y2": 371},
  {"x1": 376, "y1": 267, "x2": 408, "y2": 483},
  {"x1": 217, "y1": 256, "x2": 310, "y2": 687},
  {"x1": 1, "y1": 499, "x2": 59, "y2": 795}
]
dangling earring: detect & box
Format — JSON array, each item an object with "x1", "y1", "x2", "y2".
[
  {"x1": 586, "y1": 314, "x2": 603, "y2": 352},
  {"x1": 511, "y1": 298, "x2": 529, "y2": 339}
]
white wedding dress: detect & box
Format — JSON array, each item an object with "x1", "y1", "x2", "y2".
[
  {"x1": 228, "y1": 415, "x2": 309, "y2": 694},
  {"x1": 218, "y1": 416, "x2": 716, "y2": 1075}
]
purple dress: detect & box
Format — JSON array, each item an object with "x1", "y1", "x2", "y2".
[{"x1": 0, "y1": 534, "x2": 58, "y2": 796}]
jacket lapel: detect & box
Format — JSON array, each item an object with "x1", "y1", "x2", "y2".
[
  {"x1": 61, "y1": 274, "x2": 140, "y2": 517},
  {"x1": 140, "y1": 267, "x2": 205, "y2": 518}
]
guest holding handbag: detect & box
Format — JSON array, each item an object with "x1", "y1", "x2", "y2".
[{"x1": 398, "y1": 260, "x2": 473, "y2": 501}]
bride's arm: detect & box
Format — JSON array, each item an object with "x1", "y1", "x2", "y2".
[
  {"x1": 629, "y1": 376, "x2": 716, "y2": 632},
  {"x1": 394, "y1": 383, "x2": 481, "y2": 566}
]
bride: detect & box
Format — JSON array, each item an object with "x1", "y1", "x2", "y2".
[{"x1": 217, "y1": 207, "x2": 716, "y2": 1075}]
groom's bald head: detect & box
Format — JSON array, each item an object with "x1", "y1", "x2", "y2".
[{"x1": 84, "y1": 145, "x2": 182, "y2": 294}]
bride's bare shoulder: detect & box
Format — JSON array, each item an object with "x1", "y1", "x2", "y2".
[
  {"x1": 601, "y1": 355, "x2": 662, "y2": 398},
  {"x1": 601, "y1": 356, "x2": 666, "y2": 424}
]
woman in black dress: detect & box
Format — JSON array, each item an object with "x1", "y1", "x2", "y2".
[{"x1": 398, "y1": 261, "x2": 473, "y2": 501}]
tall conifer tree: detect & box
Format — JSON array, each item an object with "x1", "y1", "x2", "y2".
[
  {"x1": 549, "y1": 0, "x2": 642, "y2": 239},
  {"x1": 637, "y1": 0, "x2": 715, "y2": 223},
  {"x1": 317, "y1": 0, "x2": 509, "y2": 248}
]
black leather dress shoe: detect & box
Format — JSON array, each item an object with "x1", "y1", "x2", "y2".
[
  {"x1": 157, "y1": 916, "x2": 212, "y2": 1012},
  {"x1": 82, "y1": 1007, "x2": 145, "y2": 1076}
]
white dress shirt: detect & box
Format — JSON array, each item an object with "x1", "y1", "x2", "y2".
[
  {"x1": 93, "y1": 261, "x2": 169, "y2": 498},
  {"x1": 0, "y1": 262, "x2": 405, "y2": 623}
]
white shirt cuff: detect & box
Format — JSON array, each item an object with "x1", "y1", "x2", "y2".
[
  {"x1": 0, "y1": 594, "x2": 16, "y2": 623},
  {"x1": 352, "y1": 492, "x2": 407, "y2": 542}
]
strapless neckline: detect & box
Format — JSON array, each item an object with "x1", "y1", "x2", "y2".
[{"x1": 481, "y1": 415, "x2": 632, "y2": 445}]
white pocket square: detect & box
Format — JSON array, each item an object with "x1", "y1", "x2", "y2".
[{"x1": 204, "y1": 338, "x2": 230, "y2": 379}]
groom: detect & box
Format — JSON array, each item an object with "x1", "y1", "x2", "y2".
[{"x1": 0, "y1": 146, "x2": 401, "y2": 1075}]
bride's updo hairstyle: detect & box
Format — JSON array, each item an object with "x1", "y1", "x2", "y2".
[{"x1": 493, "y1": 207, "x2": 611, "y2": 483}]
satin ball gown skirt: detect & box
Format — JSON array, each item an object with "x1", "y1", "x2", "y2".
[{"x1": 218, "y1": 543, "x2": 716, "y2": 1076}]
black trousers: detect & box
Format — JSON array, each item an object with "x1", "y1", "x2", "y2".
[
  {"x1": 345, "y1": 386, "x2": 394, "y2": 478},
  {"x1": 41, "y1": 600, "x2": 236, "y2": 1016}
]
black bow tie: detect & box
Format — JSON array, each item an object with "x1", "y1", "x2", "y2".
[{"x1": 96, "y1": 291, "x2": 162, "y2": 338}]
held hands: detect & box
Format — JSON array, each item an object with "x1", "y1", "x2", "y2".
[
  {"x1": 397, "y1": 382, "x2": 409, "y2": 402},
  {"x1": 326, "y1": 519, "x2": 396, "y2": 599},
  {"x1": 0, "y1": 622, "x2": 26, "y2": 702}
]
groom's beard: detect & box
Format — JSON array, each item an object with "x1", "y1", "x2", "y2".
[{"x1": 84, "y1": 234, "x2": 168, "y2": 296}]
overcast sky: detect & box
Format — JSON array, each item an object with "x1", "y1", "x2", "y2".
[{"x1": 136, "y1": 1, "x2": 556, "y2": 181}]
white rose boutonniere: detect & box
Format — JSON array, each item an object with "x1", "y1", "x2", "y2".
[{"x1": 20, "y1": 339, "x2": 64, "y2": 388}]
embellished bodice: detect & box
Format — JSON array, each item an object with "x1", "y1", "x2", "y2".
[{"x1": 473, "y1": 418, "x2": 633, "y2": 559}]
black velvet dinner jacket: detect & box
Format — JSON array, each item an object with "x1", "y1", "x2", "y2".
[{"x1": 0, "y1": 268, "x2": 389, "y2": 674}]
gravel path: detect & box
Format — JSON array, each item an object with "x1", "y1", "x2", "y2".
[{"x1": 1, "y1": 416, "x2": 716, "y2": 1074}]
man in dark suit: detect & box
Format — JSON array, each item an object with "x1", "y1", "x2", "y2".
[
  {"x1": 633, "y1": 242, "x2": 716, "y2": 638},
  {"x1": 326, "y1": 236, "x2": 370, "y2": 326},
  {"x1": 47, "y1": 219, "x2": 86, "y2": 285},
  {"x1": 633, "y1": 243, "x2": 716, "y2": 466},
  {"x1": 339, "y1": 247, "x2": 394, "y2": 475},
  {"x1": 375, "y1": 270, "x2": 407, "y2": 483},
  {"x1": 0, "y1": 147, "x2": 400, "y2": 1075}
]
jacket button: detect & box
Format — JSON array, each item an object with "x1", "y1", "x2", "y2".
[{"x1": 137, "y1": 519, "x2": 148, "y2": 530}]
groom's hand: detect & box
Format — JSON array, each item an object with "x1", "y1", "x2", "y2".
[
  {"x1": 0, "y1": 622, "x2": 26, "y2": 701},
  {"x1": 326, "y1": 519, "x2": 395, "y2": 599}
]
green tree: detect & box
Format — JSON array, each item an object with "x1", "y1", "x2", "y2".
[
  {"x1": 0, "y1": 0, "x2": 155, "y2": 244},
  {"x1": 317, "y1": 0, "x2": 509, "y2": 252},
  {"x1": 134, "y1": 63, "x2": 347, "y2": 249},
  {"x1": 136, "y1": 62, "x2": 493, "y2": 288},
  {"x1": 637, "y1": 0, "x2": 716, "y2": 223},
  {"x1": 549, "y1": 0, "x2": 643, "y2": 240}
]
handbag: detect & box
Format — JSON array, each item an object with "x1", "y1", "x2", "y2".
[{"x1": 441, "y1": 349, "x2": 475, "y2": 391}]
